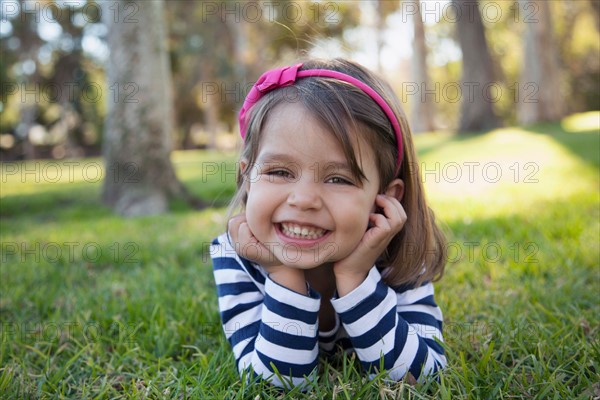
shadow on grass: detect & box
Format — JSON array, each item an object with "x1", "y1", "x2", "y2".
[
  {"x1": 0, "y1": 185, "x2": 107, "y2": 221},
  {"x1": 0, "y1": 177, "x2": 234, "y2": 223},
  {"x1": 170, "y1": 177, "x2": 234, "y2": 213},
  {"x1": 415, "y1": 131, "x2": 480, "y2": 159}
]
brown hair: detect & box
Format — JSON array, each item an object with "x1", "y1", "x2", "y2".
[{"x1": 229, "y1": 58, "x2": 446, "y2": 287}]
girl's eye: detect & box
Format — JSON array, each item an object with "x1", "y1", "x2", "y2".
[
  {"x1": 266, "y1": 170, "x2": 292, "y2": 179},
  {"x1": 326, "y1": 176, "x2": 353, "y2": 185}
]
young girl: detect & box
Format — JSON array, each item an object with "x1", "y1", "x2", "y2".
[{"x1": 210, "y1": 58, "x2": 447, "y2": 389}]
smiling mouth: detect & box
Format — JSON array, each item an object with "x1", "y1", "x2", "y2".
[{"x1": 279, "y1": 222, "x2": 328, "y2": 240}]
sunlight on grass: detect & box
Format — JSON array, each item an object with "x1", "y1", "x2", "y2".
[
  {"x1": 561, "y1": 111, "x2": 600, "y2": 133},
  {"x1": 416, "y1": 124, "x2": 599, "y2": 223},
  {"x1": 0, "y1": 159, "x2": 105, "y2": 196}
]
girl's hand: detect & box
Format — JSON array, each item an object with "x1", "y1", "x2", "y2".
[
  {"x1": 228, "y1": 213, "x2": 282, "y2": 269},
  {"x1": 333, "y1": 194, "x2": 407, "y2": 296},
  {"x1": 228, "y1": 214, "x2": 307, "y2": 294}
]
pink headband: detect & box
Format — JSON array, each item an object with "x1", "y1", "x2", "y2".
[{"x1": 239, "y1": 63, "x2": 404, "y2": 171}]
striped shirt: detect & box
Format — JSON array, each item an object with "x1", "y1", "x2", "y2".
[{"x1": 210, "y1": 233, "x2": 446, "y2": 389}]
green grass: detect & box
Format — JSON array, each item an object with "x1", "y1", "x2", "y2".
[{"x1": 1, "y1": 112, "x2": 599, "y2": 399}]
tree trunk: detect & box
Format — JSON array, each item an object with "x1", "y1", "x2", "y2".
[
  {"x1": 517, "y1": 0, "x2": 564, "y2": 124},
  {"x1": 374, "y1": 1, "x2": 385, "y2": 74},
  {"x1": 590, "y1": 0, "x2": 600, "y2": 32},
  {"x1": 409, "y1": 0, "x2": 436, "y2": 133},
  {"x1": 199, "y1": 62, "x2": 219, "y2": 150},
  {"x1": 101, "y1": 0, "x2": 190, "y2": 216},
  {"x1": 229, "y1": 5, "x2": 251, "y2": 85},
  {"x1": 453, "y1": 0, "x2": 502, "y2": 132}
]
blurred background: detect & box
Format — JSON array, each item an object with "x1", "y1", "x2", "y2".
[{"x1": 1, "y1": 0, "x2": 598, "y2": 159}]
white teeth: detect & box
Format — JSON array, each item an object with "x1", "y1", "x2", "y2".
[{"x1": 280, "y1": 223, "x2": 326, "y2": 240}]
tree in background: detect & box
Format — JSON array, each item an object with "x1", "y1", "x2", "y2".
[
  {"x1": 0, "y1": 0, "x2": 103, "y2": 160},
  {"x1": 517, "y1": 0, "x2": 565, "y2": 124},
  {"x1": 101, "y1": 0, "x2": 197, "y2": 216},
  {"x1": 557, "y1": 1, "x2": 600, "y2": 113},
  {"x1": 372, "y1": 0, "x2": 400, "y2": 73},
  {"x1": 408, "y1": 0, "x2": 435, "y2": 133},
  {"x1": 165, "y1": 1, "x2": 361, "y2": 149},
  {"x1": 2, "y1": 1, "x2": 43, "y2": 160},
  {"x1": 452, "y1": 0, "x2": 502, "y2": 132}
]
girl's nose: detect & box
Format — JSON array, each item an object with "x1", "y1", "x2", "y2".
[{"x1": 286, "y1": 184, "x2": 323, "y2": 211}]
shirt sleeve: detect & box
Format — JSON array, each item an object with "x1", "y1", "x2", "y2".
[
  {"x1": 210, "y1": 234, "x2": 321, "y2": 389},
  {"x1": 330, "y1": 266, "x2": 446, "y2": 381}
]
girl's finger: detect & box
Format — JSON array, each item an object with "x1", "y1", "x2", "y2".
[
  {"x1": 364, "y1": 213, "x2": 396, "y2": 249},
  {"x1": 369, "y1": 212, "x2": 391, "y2": 231},
  {"x1": 238, "y1": 222, "x2": 256, "y2": 245},
  {"x1": 227, "y1": 214, "x2": 247, "y2": 242},
  {"x1": 237, "y1": 222, "x2": 267, "y2": 261},
  {"x1": 375, "y1": 195, "x2": 406, "y2": 224}
]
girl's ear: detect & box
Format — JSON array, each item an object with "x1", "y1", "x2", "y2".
[
  {"x1": 384, "y1": 178, "x2": 404, "y2": 201},
  {"x1": 240, "y1": 159, "x2": 248, "y2": 174},
  {"x1": 240, "y1": 159, "x2": 250, "y2": 192}
]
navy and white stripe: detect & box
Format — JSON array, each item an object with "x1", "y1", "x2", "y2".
[{"x1": 210, "y1": 233, "x2": 446, "y2": 388}]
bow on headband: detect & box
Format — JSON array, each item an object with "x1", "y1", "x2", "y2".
[
  {"x1": 238, "y1": 64, "x2": 303, "y2": 137},
  {"x1": 238, "y1": 63, "x2": 404, "y2": 172}
]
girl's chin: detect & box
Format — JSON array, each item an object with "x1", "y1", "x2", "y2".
[
  {"x1": 272, "y1": 254, "x2": 323, "y2": 269},
  {"x1": 281, "y1": 262, "x2": 328, "y2": 270},
  {"x1": 277, "y1": 247, "x2": 338, "y2": 269}
]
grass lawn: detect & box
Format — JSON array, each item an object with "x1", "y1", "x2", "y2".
[{"x1": 1, "y1": 112, "x2": 598, "y2": 399}]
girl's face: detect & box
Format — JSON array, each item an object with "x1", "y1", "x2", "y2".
[{"x1": 243, "y1": 103, "x2": 382, "y2": 269}]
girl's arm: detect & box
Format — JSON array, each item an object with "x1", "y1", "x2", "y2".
[
  {"x1": 210, "y1": 233, "x2": 321, "y2": 389},
  {"x1": 330, "y1": 266, "x2": 446, "y2": 382}
]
